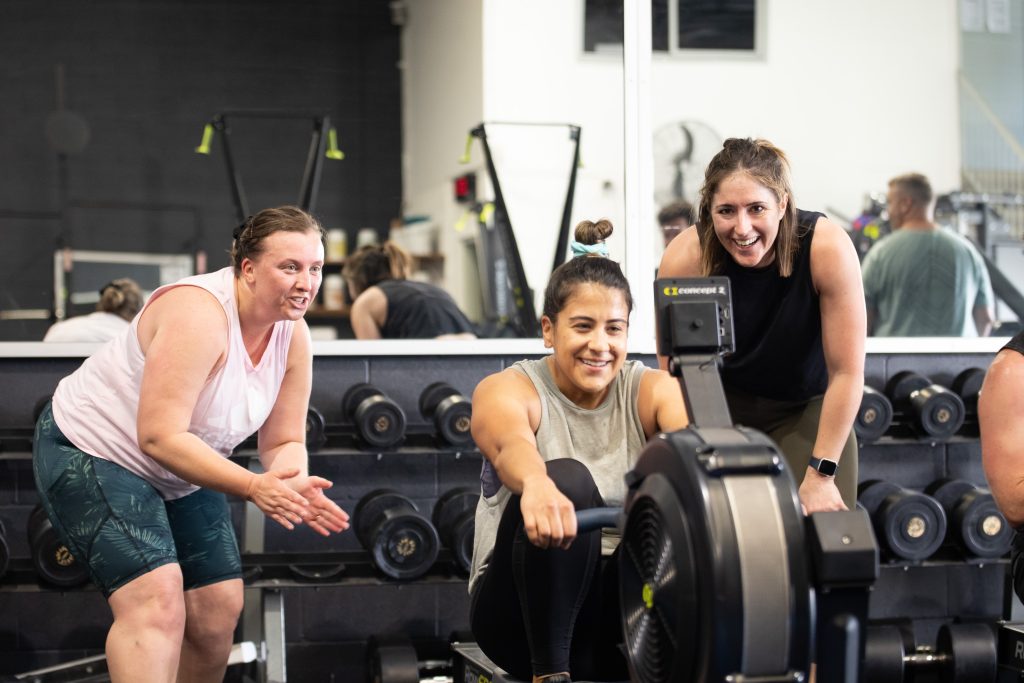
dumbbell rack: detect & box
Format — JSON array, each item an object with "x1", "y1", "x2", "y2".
[
  {"x1": 233, "y1": 440, "x2": 481, "y2": 683},
  {"x1": 857, "y1": 371, "x2": 1009, "y2": 658}
]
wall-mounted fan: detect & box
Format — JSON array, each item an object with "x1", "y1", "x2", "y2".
[{"x1": 653, "y1": 120, "x2": 723, "y2": 208}]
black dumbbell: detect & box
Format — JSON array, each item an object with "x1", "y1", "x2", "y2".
[
  {"x1": 884, "y1": 371, "x2": 965, "y2": 439},
  {"x1": 952, "y1": 367, "x2": 986, "y2": 433},
  {"x1": 355, "y1": 489, "x2": 439, "y2": 581},
  {"x1": 0, "y1": 519, "x2": 9, "y2": 582},
  {"x1": 368, "y1": 634, "x2": 440, "y2": 683},
  {"x1": 432, "y1": 487, "x2": 478, "y2": 574},
  {"x1": 858, "y1": 481, "x2": 947, "y2": 562},
  {"x1": 855, "y1": 385, "x2": 893, "y2": 443},
  {"x1": 305, "y1": 405, "x2": 326, "y2": 451},
  {"x1": 27, "y1": 505, "x2": 89, "y2": 588},
  {"x1": 863, "y1": 622, "x2": 996, "y2": 683},
  {"x1": 925, "y1": 478, "x2": 1012, "y2": 559},
  {"x1": 419, "y1": 382, "x2": 473, "y2": 447},
  {"x1": 342, "y1": 383, "x2": 406, "y2": 449}
]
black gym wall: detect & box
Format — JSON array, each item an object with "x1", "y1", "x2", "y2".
[{"x1": 0, "y1": 0, "x2": 402, "y2": 341}]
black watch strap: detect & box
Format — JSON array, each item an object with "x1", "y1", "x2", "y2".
[{"x1": 808, "y1": 456, "x2": 838, "y2": 478}]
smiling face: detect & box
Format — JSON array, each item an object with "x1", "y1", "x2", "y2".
[
  {"x1": 241, "y1": 229, "x2": 325, "y2": 321},
  {"x1": 711, "y1": 171, "x2": 789, "y2": 269},
  {"x1": 541, "y1": 282, "x2": 629, "y2": 408}
]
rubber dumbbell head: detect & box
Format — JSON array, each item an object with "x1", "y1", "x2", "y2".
[
  {"x1": 885, "y1": 371, "x2": 965, "y2": 439},
  {"x1": 927, "y1": 478, "x2": 1012, "y2": 558},
  {"x1": 952, "y1": 367, "x2": 986, "y2": 416},
  {"x1": 342, "y1": 383, "x2": 407, "y2": 449},
  {"x1": 858, "y1": 480, "x2": 947, "y2": 561},
  {"x1": 432, "y1": 487, "x2": 478, "y2": 574},
  {"x1": 419, "y1": 382, "x2": 473, "y2": 447},
  {"x1": 368, "y1": 635, "x2": 420, "y2": 683},
  {"x1": 934, "y1": 622, "x2": 997, "y2": 683},
  {"x1": 855, "y1": 385, "x2": 893, "y2": 443},
  {"x1": 862, "y1": 625, "x2": 907, "y2": 683},
  {"x1": 355, "y1": 489, "x2": 439, "y2": 581},
  {"x1": 28, "y1": 505, "x2": 89, "y2": 588},
  {"x1": 305, "y1": 405, "x2": 326, "y2": 451}
]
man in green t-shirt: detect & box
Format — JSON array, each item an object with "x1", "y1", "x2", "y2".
[{"x1": 861, "y1": 173, "x2": 994, "y2": 337}]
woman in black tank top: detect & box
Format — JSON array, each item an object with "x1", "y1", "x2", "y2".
[
  {"x1": 658, "y1": 137, "x2": 867, "y2": 513},
  {"x1": 979, "y1": 332, "x2": 1024, "y2": 605},
  {"x1": 342, "y1": 241, "x2": 477, "y2": 339}
]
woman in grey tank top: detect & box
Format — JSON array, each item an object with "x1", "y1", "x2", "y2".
[{"x1": 468, "y1": 220, "x2": 689, "y2": 683}]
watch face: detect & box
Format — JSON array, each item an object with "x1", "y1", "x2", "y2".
[{"x1": 817, "y1": 459, "x2": 838, "y2": 477}]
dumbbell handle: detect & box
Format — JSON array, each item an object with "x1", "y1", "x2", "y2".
[{"x1": 576, "y1": 507, "x2": 621, "y2": 534}]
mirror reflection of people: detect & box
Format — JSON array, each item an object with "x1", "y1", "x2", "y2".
[
  {"x1": 861, "y1": 172, "x2": 994, "y2": 337},
  {"x1": 43, "y1": 278, "x2": 144, "y2": 343},
  {"x1": 658, "y1": 137, "x2": 866, "y2": 514},
  {"x1": 468, "y1": 219, "x2": 689, "y2": 683},
  {"x1": 657, "y1": 199, "x2": 694, "y2": 247},
  {"x1": 33, "y1": 206, "x2": 350, "y2": 682},
  {"x1": 980, "y1": 332, "x2": 1024, "y2": 604},
  {"x1": 342, "y1": 241, "x2": 477, "y2": 339}
]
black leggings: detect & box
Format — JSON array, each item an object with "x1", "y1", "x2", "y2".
[{"x1": 470, "y1": 459, "x2": 628, "y2": 681}]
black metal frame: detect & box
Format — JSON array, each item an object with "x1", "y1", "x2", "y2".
[{"x1": 205, "y1": 109, "x2": 336, "y2": 223}]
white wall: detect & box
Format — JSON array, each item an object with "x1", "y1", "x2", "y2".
[
  {"x1": 405, "y1": 0, "x2": 961, "y2": 338},
  {"x1": 401, "y1": 0, "x2": 484, "y2": 313}
]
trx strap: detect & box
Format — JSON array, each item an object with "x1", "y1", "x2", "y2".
[
  {"x1": 195, "y1": 110, "x2": 344, "y2": 223},
  {"x1": 471, "y1": 123, "x2": 539, "y2": 337}
]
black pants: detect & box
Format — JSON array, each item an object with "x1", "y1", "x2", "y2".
[{"x1": 470, "y1": 459, "x2": 629, "y2": 681}]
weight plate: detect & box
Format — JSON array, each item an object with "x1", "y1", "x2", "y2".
[
  {"x1": 955, "y1": 490, "x2": 1013, "y2": 558},
  {"x1": 305, "y1": 405, "x2": 326, "y2": 450},
  {"x1": 31, "y1": 518, "x2": 89, "y2": 588},
  {"x1": 884, "y1": 370, "x2": 931, "y2": 406},
  {"x1": 855, "y1": 386, "x2": 893, "y2": 443},
  {"x1": 926, "y1": 478, "x2": 976, "y2": 511},
  {"x1": 912, "y1": 386, "x2": 965, "y2": 439},
  {"x1": 433, "y1": 487, "x2": 478, "y2": 574},
  {"x1": 370, "y1": 640, "x2": 419, "y2": 683},
  {"x1": 862, "y1": 625, "x2": 906, "y2": 683},
  {"x1": 432, "y1": 488, "x2": 478, "y2": 534},
  {"x1": 354, "y1": 490, "x2": 413, "y2": 549},
  {"x1": 373, "y1": 513, "x2": 440, "y2": 581},
  {"x1": 936, "y1": 622, "x2": 997, "y2": 683},
  {"x1": 342, "y1": 382, "x2": 382, "y2": 419},
  {"x1": 435, "y1": 394, "x2": 473, "y2": 446},
  {"x1": 952, "y1": 367, "x2": 986, "y2": 409},
  {"x1": 355, "y1": 396, "x2": 406, "y2": 449},
  {"x1": 418, "y1": 381, "x2": 456, "y2": 419},
  {"x1": 857, "y1": 480, "x2": 903, "y2": 515},
  {"x1": 878, "y1": 491, "x2": 947, "y2": 561}
]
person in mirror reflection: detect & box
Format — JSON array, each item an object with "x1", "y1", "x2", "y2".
[
  {"x1": 43, "y1": 278, "x2": 145, "y2": 343},
  {"x1": 468, "y1": 219, "x2": 689, "y2": 683},
  {"x1": 657, "y1": 199, "x2": 694, "y2": 248},
  {"x1": 861, "y1": 172, "x2": 994, "y2": 337},
  {"x1": 342, "y1": 240, "x2": 477, "y2": 339},
  {"x1": 32, "y1": 206, "x2": 350, "y2": 683},
  {"x1": 658, "y1": 137, "x2": 865, "y2": 514},
  {"x1": 979, "y1": 331, "x2": 1024, "y2": 605}
]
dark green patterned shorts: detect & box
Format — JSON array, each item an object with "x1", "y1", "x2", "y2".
[{"x1": 32, "y1": 402, "x2": 242, "y2": 597}]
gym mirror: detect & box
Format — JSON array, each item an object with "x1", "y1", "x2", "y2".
[{"x1": 0, "y1": 2, "x2": 1020, "y2": 347}]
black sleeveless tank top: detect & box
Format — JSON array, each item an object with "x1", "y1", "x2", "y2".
[
  {"x1": 720, "y1": 209, "x2": 828, "y2": 401},
  {"x1": 1003, "y1": 330, "x2": 1024, "y2": 356},
  {"x1": 377, "y1": 279, "x2": 476, "y2": 339}
]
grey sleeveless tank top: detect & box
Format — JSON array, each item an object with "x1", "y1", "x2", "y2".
[{"x1": 468, "y1": 358, "x2": 647, "y2": 593}]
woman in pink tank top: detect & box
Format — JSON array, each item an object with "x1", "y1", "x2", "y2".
[{"x1": 33, "y1": 206, "x2": 350, "y2": 683}]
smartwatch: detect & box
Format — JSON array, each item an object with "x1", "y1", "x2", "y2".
[{"x1": 808, "y1": 456, "x2": 838, "y2": 478}]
